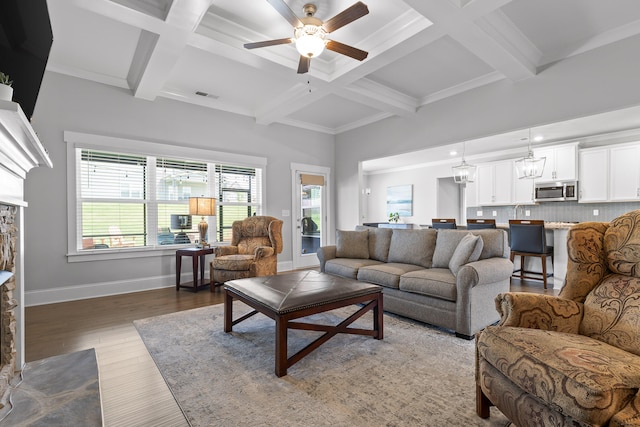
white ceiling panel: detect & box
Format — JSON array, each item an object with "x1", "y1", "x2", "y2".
[
  {"x1": 42, "y1": 0, "x2": 640, "y2": 150},
  {"x1": 366, "y1": 35, "x2": 494, "y2": 98}
]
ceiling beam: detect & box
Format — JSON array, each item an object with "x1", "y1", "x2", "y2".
[
  {"x1": 404, "y1": 0, "x2": 538, "y2": 81},
  {"x1": 81, "y1": 0, "x2": 214, "y2": 101}
]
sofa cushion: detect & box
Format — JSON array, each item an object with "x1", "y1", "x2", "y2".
[
  {"x1": 432, "y1": 230, "x2": 468, "y2": 268},
  {"x1": 356, "y1": 226, "x2": 393, "y2": 262},
  {"x1": 471, "y1": 229, "x2": 509, "y2": 259},
  {"x1": 433, "y1": 229, "x2": 507, "y2": 268},
  {"x1": 478, "y1": 326, "x2": 640, "y2": 426},
  {"x1": 335, "y1": 229, "x2": 369, "y2": 259},
  {"x1": 604, "y1": 209, "x2": 640, "y2": 277},
  {"x1": 212, "y1": 254, "x2": 255, "y2": 271},
  {"x1": 357, "y1": 263, "x2": 425, "y2": 289},
  {"x1": 399, "y1": 268, "x2": 457, "y2": 301},
  {"x1": 449, "y1": 233, "x2": 483, "y2": 276},
  {"x1": 580, "y1": 274, "x2": 640, "y2": 357},
  {"x1": 387, "y1": 229, "x2": 437, "y2": 268},
  {"x1": 325, "y1": 258, "x2": 383, "y2": 280}
]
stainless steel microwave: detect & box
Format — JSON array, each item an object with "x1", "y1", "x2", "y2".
[{"x1": 534, "y1": 181, "x2": 578, "y2": 202}]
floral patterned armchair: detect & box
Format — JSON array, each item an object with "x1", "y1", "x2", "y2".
[
  {"x1": 210, "y1": 216, "x2": 283, "y2": 286},
  {"x1": 476, "y1": 209, "x2": 640, "y2": 426}
]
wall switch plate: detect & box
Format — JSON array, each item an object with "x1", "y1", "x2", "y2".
[
  {"x1": 492, "y1": 210, "x2": 497, "y2": 217},
  {"x1": 282, "y1": 209, "x2": 290, "y2": 217},
  {"x1": 593, "y1": 209, "x2": 599, "y2": 216},
  {"x1": 476, "y1": 210, "x2": 483, "y2": 216},
  {"x1": 525, "y1": 210, "x2": 530, "y2": 217}
]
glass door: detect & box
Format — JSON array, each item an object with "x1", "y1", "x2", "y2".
[{"x1": 293, "y1": 169, "x2": 327, "y2": 269}]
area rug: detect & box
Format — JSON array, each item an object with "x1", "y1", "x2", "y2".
[
  {"x1": 0, "y1": 348, "x2": 102, "y2": 426},
  {"x1": 134, "y1": 302, "x2": 510, "y2": 427}
]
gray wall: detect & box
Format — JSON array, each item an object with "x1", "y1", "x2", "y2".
[
  {"x1": 336, "y1": 34, "x2": 640, "y2": 230},
  {"x1": 25, "y1": 71, "x2": 334, "y2": 303}
]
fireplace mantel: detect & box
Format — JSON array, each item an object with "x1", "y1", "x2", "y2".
[
  {"x1": 0, "y1": 100, "x2": 51, "y2": 180},
  {"x1": 0, "y1": 100, "x2": 51, "y2": 406}
]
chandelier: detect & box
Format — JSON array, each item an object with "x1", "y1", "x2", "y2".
[
  {"x1": 452, "y1": 141, "x2": 477, "y2": 184},
  {"x1": 515, "y1": 129, "x2": 546, "y2": 179}
]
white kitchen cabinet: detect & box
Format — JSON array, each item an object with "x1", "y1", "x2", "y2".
[
  {"x1": 609, "y1": 144, "x2": 640, "y2": 201},
  {"x1": 513, "y1": 170, "x2": 535, "y2": 204},
  {"x1": 476, "y1": 161, "x2": 513, "y2": 205},
  {"x1": 579, "y1": 147, "x2": 609, "y2": 202},
  {"x1": 534, "y1": 143, "x2": 578, "y2": 182}
]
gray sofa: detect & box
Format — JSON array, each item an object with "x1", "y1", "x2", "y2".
[{"x1": 317, "y1": 226, "x2": 514, "y2": 339}]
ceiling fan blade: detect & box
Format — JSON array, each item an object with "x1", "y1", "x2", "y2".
[
  {"x1": 244, "y1": 38, "x2": 294, "y2": 49},
  {"x1": 297, "y1": 56, "x2": 311, "y2": 74},
  {"x1": 323, "y1": 2, "x2": 369, "y2": 33},
  {"x1": 326, "y1": 40, "x2": 368, "y2": 61},
  {"x1": 266, "y1": 0, "x2": 302, "y2": 27}
]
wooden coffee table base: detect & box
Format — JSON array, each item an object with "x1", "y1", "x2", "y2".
[{"x1": 224, "y1": 287, "x2": 383, "y2": 377}]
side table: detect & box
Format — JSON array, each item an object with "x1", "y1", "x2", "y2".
[{"x1": 176, "y1": 247, "x2": 214, "y2": 292}]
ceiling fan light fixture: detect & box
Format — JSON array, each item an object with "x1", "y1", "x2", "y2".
[{"x1": 295, "y1": 25, "x2": 326, "y2": 58}]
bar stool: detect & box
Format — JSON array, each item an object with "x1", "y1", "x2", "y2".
[
  {"x1": 508, "y1": 220, "x2": 554, "y2": 288},
  {"x1": 466, "y1": 219, "x2": 496, "y2": 230},
  {"x1": 431, "y1": 218, "x2": 457, "y2": 229}
]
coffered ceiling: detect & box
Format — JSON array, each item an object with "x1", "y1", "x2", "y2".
[{"x1": 46, "y1": 0, "x2": 640, "y2": 137}]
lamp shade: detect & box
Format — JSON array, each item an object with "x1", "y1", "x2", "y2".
[{"x1": 189, "y1": 197, "x2": 216, "y2": 216}]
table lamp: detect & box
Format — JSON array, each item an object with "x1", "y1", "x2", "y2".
[{"x1": 189, "y1": 197, "x2": 216, "y2": 247}]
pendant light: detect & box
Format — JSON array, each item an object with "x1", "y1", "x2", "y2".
[
  {"x1": 452, "y1": 141, "x2": 477, "y2": 184},
  {"x1": 515, "y1": 129, "x2": 546, "y2": 179}
]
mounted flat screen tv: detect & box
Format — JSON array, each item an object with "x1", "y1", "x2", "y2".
[{"x1": 0, "y1": 0, "x2": 53, "y2": 119}]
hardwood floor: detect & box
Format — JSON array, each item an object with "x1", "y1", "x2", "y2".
[
  {"x1": 26, "y1": 284, "x2": 225, "y2": 427},
  {"x1": 25, "y1": 277, "x2": 556, "y2": 426}
]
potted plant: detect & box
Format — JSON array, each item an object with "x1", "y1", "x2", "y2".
[
  {"x1": 388, "y1": 212, "x2": 400, "y2": 223},
  {"x1": 0, "y1": 72, "x2": 13, "y2": 101}
]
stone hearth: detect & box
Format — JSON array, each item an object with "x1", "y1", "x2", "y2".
[{"x1": 0, "y1": 204, "x2": 17, "y2": 408}]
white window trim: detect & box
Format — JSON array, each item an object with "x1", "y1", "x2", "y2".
[{"x1": 65, "y1": 131, "x2": 267, "y2": 262}]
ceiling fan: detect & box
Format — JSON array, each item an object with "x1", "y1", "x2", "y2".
[{"x1": 244, "y1": 0, "x2": 369, "y2": 74}]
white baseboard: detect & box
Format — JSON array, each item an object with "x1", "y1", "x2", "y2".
[
  {"x1": 25, "y1": 274, "x2": 178, "y2": 306},
  {"x1": 25, "y1": 261, "x2": 297, "y2": 306}
]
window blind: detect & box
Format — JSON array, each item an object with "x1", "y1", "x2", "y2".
[
  {"x1": 75, "y1": 149, "x2": 264, "y2": 250},
  {"x1": 216, "y1": 165, "x2": 263, "y2": 242},
  {"x1": 79, "y1": 149, "x2": 147, "y2": 249}
]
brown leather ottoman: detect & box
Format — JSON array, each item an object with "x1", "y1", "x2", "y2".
[{"x1": 224, "y1": 270, "x2": 383, "y2": 377}]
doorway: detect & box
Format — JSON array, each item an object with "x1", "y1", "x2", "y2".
[{"x1": 291, "y1": 164, "x2": 330, "y2": 269}]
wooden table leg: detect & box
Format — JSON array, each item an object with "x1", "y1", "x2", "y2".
[
  {"x1": 199, "y1": 254, "x2": 206, "y2": 288},
  {"x1": 175, "y1": 253, "x2": 182, "y2": 290},
  {"x1": 275, "y1": 316, "x2": 288, "y2": 377},
  {"x1": 374, "y1": 291, "x2": 383, "y2": 340},
  {"x1": 224, "y1": 289, "x2": 233, "y2": 333},
  {"x1": 191, "y1": 253, "x2": 198, "y2": 291}
]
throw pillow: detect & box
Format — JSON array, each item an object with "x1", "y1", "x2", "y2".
[
  {"x1": 335, "y1": 229, "x2": 369, "y2": 259},
  {"x1": 449, "y1": 233, "x2": 484, "y2": 276}
]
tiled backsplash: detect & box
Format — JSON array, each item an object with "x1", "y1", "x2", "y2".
[{"x1": 467, "y1": 201, "x2": 640, "y2": 224}]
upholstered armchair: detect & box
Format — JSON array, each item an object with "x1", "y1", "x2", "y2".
[
  {"x1": 210, "y1": 216, "x2": 283, "y2": 286},
  {"x1": 476, "y1": 209, "x2": 640, "y2": 427}
]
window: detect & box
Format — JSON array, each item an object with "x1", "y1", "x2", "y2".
[
  {"x1": 67, "y1": 132, "x2": 266, "y2": 258},
  {"x1": 216, "y1": 165, "x2": 262, "y2": 242}
]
